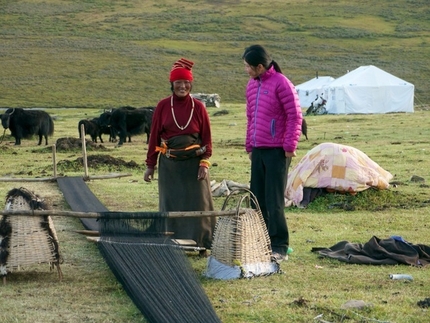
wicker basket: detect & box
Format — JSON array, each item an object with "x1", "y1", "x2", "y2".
[
  {"x1": 206, "y1": 188, "x2": 279, "y2": 279},
  {"x1": 0, "y1": 188, "x2": 62, "y2": 283}
]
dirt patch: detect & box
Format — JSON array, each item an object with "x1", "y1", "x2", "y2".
[
  {"x1": 0, "y1": 145, "x2": 14, "y2": 152},
  {"x1": 81, "y1": 155, "x2": 140, "y2": 168},
  {"x1": 212, "y1": 109, "x2": 229, "y2": 116},
  {"x1": 57, "y1": 154, "x2": 141, "y2": 171},
  {"x1": 54, "y1": 137, "x2": 108, "y2": 152},
  {"x1": 34, "y1": 137, "x2": 142, "y2": 173}
]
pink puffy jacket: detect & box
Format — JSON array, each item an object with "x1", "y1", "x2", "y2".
[{"x1": 245, "y1": 66, "x2": 302, "y2": 153}]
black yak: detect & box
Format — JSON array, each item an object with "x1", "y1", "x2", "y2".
[
  {"x1": 1, "y1": 108, "x2": 54, "y2": 145},
  {"x1": 78, "y1": 119, "x2": 102, "y2": 143},
  {"x1": 97, "y1": 110, "x2": 124, "y2": 143},
  {"x1": 99, "y1": 106, "x2": 154, "y2": 146},
  {"x1": 93, "y1": 117, "x2": 115, "y2": 143}
]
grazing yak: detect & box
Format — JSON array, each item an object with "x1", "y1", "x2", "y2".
[
  {"x1": 78, "y1": 118, "x2": 102, "y2": 143},
  {"x1": 78, "y1": 118, "x2": 116, "y2": 143},
  {"x1": 1, "y1": 108, "x2": 54, "y2": 145},
  {"x1": 78, "y1": 117, "x2": 115, "y2": 143},
  {"x1": 96, "y1": 112, "x2": 120, "y2": 143},
  {"x1": 99, "y1": 106, "x2": 155, "y2": 146},
  {"x1": 94, "y1": 117, "x2": 115, "y2": 142}
]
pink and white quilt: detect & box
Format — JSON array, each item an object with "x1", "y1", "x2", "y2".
[{"x1": 285, "y1": 142, "x2": 393, "y2": 207}]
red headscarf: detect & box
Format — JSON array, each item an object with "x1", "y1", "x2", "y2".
[{"x1": 169, "y1": 58, "x2": 194, "y2": 82}]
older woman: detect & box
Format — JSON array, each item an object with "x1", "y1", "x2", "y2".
[{"x1": 144, "y1": 58, "x2": 215, "y2": 251}]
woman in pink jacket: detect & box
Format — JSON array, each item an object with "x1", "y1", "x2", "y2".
[{"x1": 243, "y1": 44, "x2": 302, "y2": 262}]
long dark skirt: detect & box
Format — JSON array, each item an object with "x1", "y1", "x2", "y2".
[{"x1": 158, "y1": 154, "x2": 216, "y2": 249}]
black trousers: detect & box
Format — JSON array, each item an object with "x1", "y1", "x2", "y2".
[{"x1": 250, "y1": 148, "x2": 291, "y2": 255}]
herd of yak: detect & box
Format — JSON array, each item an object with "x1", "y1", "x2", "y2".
[
  {"x1": 0, "y1": 106, "x2": 155, "y2": 146},
  {"x1": 1, "y1": 105, "x2": 309, "y2": 147}
]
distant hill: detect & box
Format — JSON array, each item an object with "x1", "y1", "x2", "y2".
[{"x1": 0, "y1": 0, "x2": 428, "y2": 108}]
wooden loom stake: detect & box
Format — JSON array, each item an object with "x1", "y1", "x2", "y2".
[
  {"x1": 80, "y1": 123, "x2": 89, "y2": 179},
  {"x1": 52, "y1": 144, "x2": 57, "y2": 178}
]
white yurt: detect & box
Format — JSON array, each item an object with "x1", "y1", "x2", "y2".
[
  {"x1": 325, "y1": 65, "x2": 414, "y2": 114},
  {"x1": 295, "y1": 76, "x2": 335, "y2": 108}
]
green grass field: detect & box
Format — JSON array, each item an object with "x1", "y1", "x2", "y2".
[
  {"x1": 0, "y1": 105, "x2": 429, "y2": 323},
  {"x1": 1, "y1": 1, "x2": 430, "y2": 322},
  {"x1": 0, "y1": 0, "x2": 429, "y2": 108}
]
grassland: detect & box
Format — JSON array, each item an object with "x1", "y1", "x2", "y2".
[
  {"x1": 0, "y1": 0, "x2": 429, "y2": 108},
  {"x1": 0, "y1": 105, "x2": 429, "y2": 323},
  {"x1": 0, "y1": 1, "x2": 430, "y2": 322}
]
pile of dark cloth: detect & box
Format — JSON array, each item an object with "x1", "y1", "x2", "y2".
[{"x1": 312, "y1": 236, "x2": 430, "y2": 266}]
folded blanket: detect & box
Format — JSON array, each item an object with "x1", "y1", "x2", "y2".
[
  {"x1": 312, "y1": 236, "x2": 430, "y2": 266},
  {"x1": 285, "y1": 142, "x2": 393, "y2": 207}
]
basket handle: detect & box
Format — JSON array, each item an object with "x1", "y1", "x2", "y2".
[{"x1": 221, "y1": 188, "x2": 261, "y2": 214}]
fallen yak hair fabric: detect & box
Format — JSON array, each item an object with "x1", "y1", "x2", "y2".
[
  {"x1": 97, "y1": 211, "x2": 221, "y2": 323},
  {"x1": 312, "y1": 235, "x2": 430, "y2": 266},
  {"x1": 0, "y1": 218, "x2": 12, "y2": 276}
]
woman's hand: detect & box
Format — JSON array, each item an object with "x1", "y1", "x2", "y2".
[
  {"x1": 197, "y1": 166, "x2": 208, "y2": 180},
  {"x1": 285, "y1": 151, "x2": 297, "y2": 158},
  {"x1": 144, "y1": 168, "x2": 155, "y2": 182}
]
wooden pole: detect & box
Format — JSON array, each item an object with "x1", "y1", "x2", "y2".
[
  {"x1": 52, "y1": 144, "x2": 57, "y2": 178},
  {"x1": 0, "y1": 173, "x2": 132, "y2": 182},
  {"x1": 80, "y1": 123, "x2": 89, "y2": 179},
  {"x1": 0, "y1": 177, "x2": 58, "y2": 182},
  {"x1": 83, "y1": 173, "x2": 132, "y2": 180},
  {"x1": 0, "y1": 209, "x2": 246, "y2": 218},
  {"x1": 74, "y1": 230, "x2": 100, "y2": 236}
]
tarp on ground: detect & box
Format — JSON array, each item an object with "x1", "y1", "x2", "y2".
[
  {"x1": 325, "y1": 65, "x2": 414, "y2": 114},
  {"x1": 295, "y1": 76, "x2": 335, "y2": 108}
]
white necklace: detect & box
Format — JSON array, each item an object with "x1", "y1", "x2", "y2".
[{"x1": 171, "y1": 95, "x2": 194, "y2": 130}]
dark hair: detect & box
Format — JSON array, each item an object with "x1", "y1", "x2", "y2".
[{"x1": 242, "y1": 44, "x2": 283, "y2": 73}]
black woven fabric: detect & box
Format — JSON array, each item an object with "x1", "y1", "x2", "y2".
[
  {"x1": 98, "y1": 234, "x2": 221, "y2": 323},
  {"x1": 99, "y1": 211, "x2": 169, "y2": 237},
  {"x1": 57, "y1": 176, "x2": 107, "y2": 231},
  {"x1": 57, "y1": 177, "x2": 221, "y2": 322}
]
